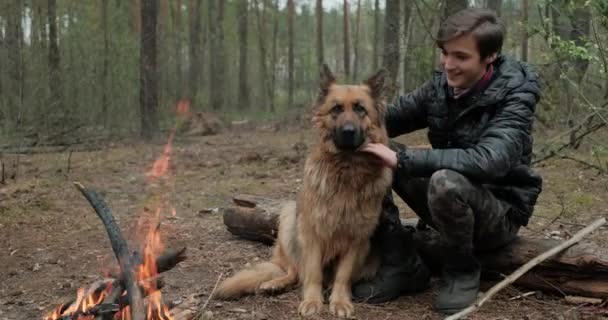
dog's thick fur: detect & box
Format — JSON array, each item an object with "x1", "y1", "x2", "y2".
[{"x1": 216, "y1": 66, "x2": 392, "y2": 318}]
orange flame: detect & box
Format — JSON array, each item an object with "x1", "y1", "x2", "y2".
[
  {"x1": 44, "y1": 221, "x2": 175, "y2": 319},
  {"x1": 43, "y1": 284, "x2": 111, "y2": 320},
  {"x1": 135, "y1": 216, "x2": 173, "y2": 320},
  {"x1": 146, "y1": 132, "x2": 174, "y2": 180},
  {"x1": 175, "y1": 99, "x2": 190, "y2": 117},
  {"x1": 45, "y1": 100, "x2": 183, "y2": 320}
]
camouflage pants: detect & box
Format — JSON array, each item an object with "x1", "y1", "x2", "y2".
[{"x1": 393, "y1": 169, "x2": 520, "y2": 255}]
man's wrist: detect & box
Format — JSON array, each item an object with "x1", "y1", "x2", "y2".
[{"x1": 395, "y1": 148, "x2": 409, "y2": 171}]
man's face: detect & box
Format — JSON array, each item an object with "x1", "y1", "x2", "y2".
[{"x1": 439, "y1": 33, "x2": 496, "y2": 90}]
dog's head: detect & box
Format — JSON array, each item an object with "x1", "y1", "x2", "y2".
[{"x1": 313, "y1": 65, "x2": 389, "y2": 152}]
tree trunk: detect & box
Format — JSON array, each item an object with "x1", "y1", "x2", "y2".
[
  {"x1": 382, "y1": 0, "x2": 400, "y2": 99},
  {"x1": 67, "y1": 2, "x2": 77, "y2": 118},
  {"x1": 102, "y1": 0, "x2": 110, "y2": 128},
  {"x1": 253, "y1": 0, "x2": 270, "y2": 111},
  {"x1": 172, "y1": 0, "x2": 184, "y2": 99},
  {"x1": 520, "y1": 0, "x2": 528, "y2": 62},
  {"x1": 209, "y1": 0, "x2": 225, "y2": 111},
  {"x1": 353, "y1": 0, "x2": 362, "y2": 80},
  {"x1": 570, "y1": 5, "x2": 591, "y2": 84},
  {"x1": 372, "y1": 0, "x2": 380, "y2": 71},
  {"x1": 188, "y1": 0, "x2": 202, "y2": 105},
  {"x1": 140, "y1": 0, "x2": 160, "y2": 140},
  {"x1": 316, "y1": 0, "x2": 324, "y2": 70},
  {"x1": 343, "y1": 0, "x2": 351, "y2": 79},
  {"x1": 238, "y1": 0, "x2": 250, "y2": 110},
  {"x1": 287, "y1": 0, "x2": 295, "y2": 107},
  {"x1": 551, "y1": 0, "x2": 590, "y2": 123},
  {"x1": 486, "y1": 0, "x2": 502, "y2": 17},
  {"x1": 401, "y1": 0, "x2": 413, "y2": 92},
  {"x1": 33, "y1": 1, "x2": 48, "y2": 130},
  {"x1": 131, "y1": 0, "x2": 142, "y2": 33},
  {"x1": 550, "y1": 0, "x2": 570, "y2": 46},
  {"x1": 270, "y1": 0, "x2": 279, "y2": 112},
  {"x1": 443, "y1": 0, "x2": 467, "y2": 20},
  {"x1": 48, "y1": 0, "x2": 63, "y2": 121},
  {"x1": 6, "y1": 0, "x2": 24, "y2": 127},
  {"x1": 156, "y1": 0, "x2": 169, "y2": 107},
  {"x1": 403, "y1": 16, "x2": 415, "y2": 91}
]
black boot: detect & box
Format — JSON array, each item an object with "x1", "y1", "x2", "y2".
[
  {"x1": 352, "y1": 195, "x2": 431, "y2": 303},
  {"x1": 433, "y1": 252, "x2": 480, "y2": 315}
]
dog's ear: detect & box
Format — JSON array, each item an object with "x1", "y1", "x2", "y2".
[
  {"x1": 317, "y1": 64, "x2": 336, "y2": 103},
  {"x1": 363, "y1": 68, "x2": 388, "y2": 99}
]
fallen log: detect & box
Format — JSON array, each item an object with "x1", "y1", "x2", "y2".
[
  {"x1": 223, "y1": 195, "x2": 283, "y2": 245},
  {"x1": 222, "y1": 195, "x2": 608, "y2": 298}
]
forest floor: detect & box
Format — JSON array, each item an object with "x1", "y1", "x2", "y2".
[{"x1": 1, "y1": 119, "x2": 607, "y2": 320}]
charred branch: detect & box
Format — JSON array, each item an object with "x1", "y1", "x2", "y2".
[{"x1": 74, "y1": 182, "x2": 145, "y2": 320}]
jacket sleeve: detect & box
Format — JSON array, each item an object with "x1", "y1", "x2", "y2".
[
  {"x1": 385, "y1": 80, "x2": 433, "y2": 137},
  {"x1": 396, "y1": 90, "x2": 539, "y2": 182}
]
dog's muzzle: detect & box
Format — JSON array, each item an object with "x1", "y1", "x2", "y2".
[{"x1": 333, "y1": 123, "x2": 365, "y2": 151}]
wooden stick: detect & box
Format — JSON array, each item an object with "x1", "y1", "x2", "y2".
[
  {"x1": 195, "y1": 273, "x2": 224, "y2": 320},
  {"x1": 66, "y1": 149, "x2": 73, "y2": 179},
  {"x1": 74, "y1": 182, "x2": 145, "y2": 320},
  {"x1": 508, "y1": 291, "x2": 536, "y2": 301},
  {"x1": 0, "y1": 159, "x2": 5, "y2": 184},
  {"x1": 445, "y1": 217, "x2": 607, "y2": 320},
  {"x1": 564, "y1": 295, "x2": 604, "y2": 305}
]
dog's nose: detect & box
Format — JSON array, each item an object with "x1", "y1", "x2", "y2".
[{"x1": 341, "y1": 123, "x2": 356, "y2": 136}]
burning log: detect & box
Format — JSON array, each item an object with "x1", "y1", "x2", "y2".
[
  {"x1": 44, "y1": 183, "x2": 188, "y2": 320},
  {"x1": 222, "y1": 194, "x2": 608, "y2": 299},
  {"x1": 74, "y1": 182, "x2": 145, "y2": 320}
]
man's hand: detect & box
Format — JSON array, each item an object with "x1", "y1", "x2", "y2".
[{"x1": 359, "y1": 143, "x2": 398, "y2": 169}]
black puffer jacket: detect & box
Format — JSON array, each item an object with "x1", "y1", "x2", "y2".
[{"x1": 387, "y1": 55, "x2": 542, "y2": 226}]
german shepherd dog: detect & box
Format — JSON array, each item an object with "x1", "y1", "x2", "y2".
[{"x1": 216, "y1": 65, "x2": 392, "y2": 318}]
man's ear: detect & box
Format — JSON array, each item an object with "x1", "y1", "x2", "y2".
[
  {"x1": 484, "y1": 52, "x2": 498, "y2": 65},
  {"x1": 317, "y1": 64, "x2": 336, "y2": 103},
  {"x1": 363, "y1": 68, "x2": 388, "y2": 100}
]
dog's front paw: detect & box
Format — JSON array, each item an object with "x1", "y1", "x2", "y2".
[
  {"x1": 329, "y1": 299, "x2": 354, "y2": 318},
  {"x1": 298, "y1": 299, "x2": 323, "y2": 317}
]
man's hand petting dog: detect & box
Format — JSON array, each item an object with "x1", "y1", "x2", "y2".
[{"x1": 360, "y1": 143, "x2": 398, "y2": 169}]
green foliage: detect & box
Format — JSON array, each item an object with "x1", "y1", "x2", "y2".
[{"x1": 547, "y1": 35, "x2": 596, "y2": 62}]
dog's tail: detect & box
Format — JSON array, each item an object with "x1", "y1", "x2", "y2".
[{"x1": 215, "y1": 262, "x2": 284, "y2": 299}]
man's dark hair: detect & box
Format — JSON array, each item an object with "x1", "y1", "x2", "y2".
[{"x1": 436, "y1": 8, "x2": 505, "y2": 59}]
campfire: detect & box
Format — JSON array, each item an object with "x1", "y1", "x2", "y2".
[
  {"x1": 43, "y1": 182, "x2": 187, "y2": 320},
  {"x1": 44, "y1": 101, "x2": 192, "y2": 320}
]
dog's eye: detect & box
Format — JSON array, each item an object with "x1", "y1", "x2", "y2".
[
  {"x1": 353, "y1": 103, "x2": 367, "y2": 115},
  {"x1": 330, "y1": 104, "x2": 343, "y2": 115}
]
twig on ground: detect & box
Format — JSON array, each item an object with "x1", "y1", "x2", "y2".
[
  {"x1": 532, "y1": 215, "x2": 586, "y2": 227},
  {"x1": 0, "y1": 159, "x2": 5, "y2": 184},
  {"x1": 560, "y1": 155, "x2": 607, "y2": 174},
  {"x1": 564, "y1": 296, "x2": 604, "y2": 305},
  {"x1": 66, "y1": 150, "x2": 73, "y2": 179},
  {"x1": 196, "y1": 273, "x2": 224, "y2": 320},
  {"x1": 530, "y1": 273, "x2": 568, "y2": 298},
  {"x1": 445, "y1": 217, "x2": 607, "y2": 320},
  {"x1": 508, "y1": 291, "x2": 537, "y2": 301}
]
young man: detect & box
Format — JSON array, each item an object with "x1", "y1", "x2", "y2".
[{"x1": 352, "y1": 8, "x2": 542, "y2": 315}]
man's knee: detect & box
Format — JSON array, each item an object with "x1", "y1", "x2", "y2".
[{"x1": 428, "y1": 169, "x2": 469, "y2": 203}]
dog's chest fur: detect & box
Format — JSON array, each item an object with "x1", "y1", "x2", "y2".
[{"x1": 299, "y1": 149, "x2": 392, "y2": 252}]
